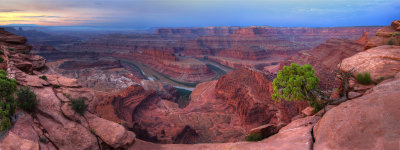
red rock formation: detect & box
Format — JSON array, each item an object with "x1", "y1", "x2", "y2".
[
  {"x1": 114, "y1": 51, "x2": 217, "y2": 83},
  {"x1": 215, "y1": 68, "x2": 307, "y2": 129},
  {"x1": 341, "y1": 45, "x2": 400, "y2": 81},
  {"x1": 208, "y1": 56, "x2": 283, "y2": 70},
  {"x1": 136, "y1": 49, "x2": 178, "y2": 61},
  {"x1": 58, "y1": 58, "x2": 122, "y2": 70},
  {"x1": 101, "y1": 68, "x2": 307, "y2": 144},
  {"x1": 140, "y1": 80, "x2": 179, "y2": 102},
  {"x1": 366, "y1": 20, "x2": 400, "y2": 50},
  {"x1": 155, "y1": 27, "x2": 238, "y2": 37},
  {"x1": 216, "y1": 46, "x2": 268, "y2": 60},
  {"x1": 31, "y1": 44, "x2": 57, "y2": 53},
  {"x1": 38, "y1": 26, "x2": 380, "y2": 85},
  {"x1": 313, "y1": 72, "x2": 400, "y2": 150},
  {"x1": 0, "y1": 29, "x2": 136, "y2": 149},
  {"x1": 45, "y1": 58, "x2": 143, "y2": 92},
  {"x1": 0, "y1": 29, "x2": 45, "y2": 73},
  {"x1": 112, "y1": 84, "x2": 158, "y2": 122},
  {"x1": 355, "y1": 31, "x2": 368, "y2": 45},
  {"x1": 155, "y1": 26, "x2": 380, "y2": 39},
  {"x1": 391, "y1": 20, "x2": 400, "y2": 31}
]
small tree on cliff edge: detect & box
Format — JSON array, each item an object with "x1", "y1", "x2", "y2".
[
  {"x1": 272, "y1": 63, "x2": 352, "y2": 112},
  {"x1": 272, "y1": 63, "x2": 322, "y2": 110}
]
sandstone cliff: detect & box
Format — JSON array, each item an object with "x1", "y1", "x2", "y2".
[
  {"x1": 0, "y1": 28, "x2": 136, "y2": 149},
  {"x1": 365, "y1": 21, "x2": 400, "y2": 50}
]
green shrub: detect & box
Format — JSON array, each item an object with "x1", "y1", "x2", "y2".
[
  {"x1": 21, "y1": 50, "x2": 29, "y2": 54},
  {"x1": 245, "y1": 133, "x2": 263, "y2": 142},
  {"x1": 69, "y1": 97, "x2": 88, "y2": 116},
  {"x1": 39, "y1": 75, "x2": 47, "y2": 81},
  {"x1": 90, "y1": 128, "x2": 96, "y2": 135},
  {"x1": 389, "y1": 32, "x2": 399, "y2": 37},
  {"x1": 0, "y1": 50, "x2": 3, "y2": 55},
  {"x1": 52, "y1": 85, "x2": 60, "y2": 88},
  {"x1": 17, "y1": 87, "x2": 38, "y2": 113},
  {"x1": 310, "y1": 100, "x2": 323, "y2": 113},
  {"x1": 8, "y1": 48, "x2": 14, "y2": 51},
  {"x1": 387, "y1": 39, "x2": 394, "y2": 45},
  {"x1": 376, "y1": 77, "x2": 385, "y2": 83},
  {"x1": 398, "y1": 41, "x2": 400, "y2": 46},
  {"x1": 39, "y1": 137, "x2": 48, "y2": 143},
  {"x1": 0, "y1": 70, "x2": 17, "y2": 131},
  {"x1": 356, "y1": 72, "x2": 372, "y2": 85},
  {"x1": 63, "y1": 93, "x2": 71, "y2": 99},
  {"x1": 0, "y1": 57, "x2": 3, "y2": 63}
]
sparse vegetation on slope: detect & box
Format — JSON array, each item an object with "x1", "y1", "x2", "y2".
[
  {"x1": 17, "y1": 86, "x2": 38, "y2": 113},
  {"x1": 69, "y1": 97, "x2": 88, "y2": 116},
  {"x1": 387, "y1": 39, "x2": 394, "y2": 45},
  {"x1": 39, "y1": 75, "x2": 47, "y2": 81},
  {"x1": 245, "y1": 133, "x2": 263, "y2": 142},
  {"x1": 356, "y1": 72, "x2": 372, "y2": 85}
]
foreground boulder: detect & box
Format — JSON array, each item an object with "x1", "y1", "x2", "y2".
[
  {"x1": 0, "y1": 112, "x2": 39, "y2": 150},
  {"x1": 341, "y1": 45, "x2": 400, "y2": 81},
  {"x1": 86, "y1": 113, "x2": 136, "y2": 148},
  {"x1": 34, "y1": 87, "x2": 98, "y2": 150},
  {"x1": 313, "y1": 72, "x2": 400, "y2": 150}
]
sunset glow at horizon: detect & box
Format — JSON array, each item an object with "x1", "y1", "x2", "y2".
[{"x1": 0, "y1": 0, "x2": 399, "y2": 28}]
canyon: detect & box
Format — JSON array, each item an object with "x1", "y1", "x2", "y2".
[
  {"x1": 1, "y1": 20, "x2": 399, "y2": 150},
  {"x1": 11, "y1": 26, "x2": 381, "y2": 90}
]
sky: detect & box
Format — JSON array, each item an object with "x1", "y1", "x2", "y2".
[{"x1": 0, "y1": 0, "x2": 399, "y2": 28}]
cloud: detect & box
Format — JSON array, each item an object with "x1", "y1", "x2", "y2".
[
  {"x1": 0, "y1": 9, "x2": 21, "y2": 12},
  {"x1": 63, "y1": 19, "x2": 90, "y2": 22},
  {"x1": 20, "y1": 15, "x2": 66, "y2": 18},
  {"x1": 0, "y1": 0, "x2": 398, "y2": 27},
  {"x1": 0, "y1": 20, "x2": 26, "y2": 22}
]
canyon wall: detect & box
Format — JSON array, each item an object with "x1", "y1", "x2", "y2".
[
  {"x1": 7, "y1": 26, "x2": 380, "y2": 84},
  {"x1": 45, "y1": 58, "x2": 145, "y2": 92}
]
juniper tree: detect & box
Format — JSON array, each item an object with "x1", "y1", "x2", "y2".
[{"x1": 272, "y1": 63, "x2": 352, "y2": 112}]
